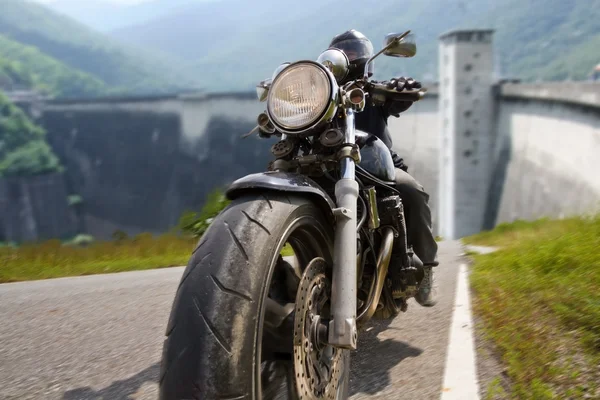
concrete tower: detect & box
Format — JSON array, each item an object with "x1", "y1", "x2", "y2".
[{"x1": 438, "y1": 30, "x2": 495, "y2": 239}]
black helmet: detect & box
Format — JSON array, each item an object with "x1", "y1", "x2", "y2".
[{"x1": 329, "y1": 29, "x2": 374, "y2": 81}]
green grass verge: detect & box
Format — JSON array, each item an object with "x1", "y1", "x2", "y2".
[
  {"x1": 465, "y1": 215, "x2": 600, "y2": 399},
  {"x1": 0, "y1": 233, "x2": 197, "y2": 283},
  {"x1": 0, "y1": 232, "x2": 299, "y2": 283},
  {"x1": 280, "y1": 243, "x2": 295, "y2": 257}
]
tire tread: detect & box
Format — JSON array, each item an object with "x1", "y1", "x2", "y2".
[
  {"x1": 159, "y1": 194, "x2": 330, "y2": 399},
  {"x1": 192, "y1": 295, "x2": 232, "y2": 355},
  {"x1": 210, "y1": 274, "x2": 254, "y2": 302}
]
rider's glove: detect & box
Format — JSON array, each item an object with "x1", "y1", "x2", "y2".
[
  {"x1": 390, "y1": 149, "x2": 408, "y2": 172},
  {"x1": 382, "y1": 76, "x2": 422, "y2": 117},
  {"x1": 386, "y1": 76, "x2": 422, "y2": 92}
]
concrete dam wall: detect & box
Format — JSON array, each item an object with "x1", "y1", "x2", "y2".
[
  {"x1": 491, "y1": 84, "x2": 600, "y2": 226},
  {"x1": 37, "y1": 80, "x2": 600, "y2": 240},
  {"x1": 390, "y1": 81, "x2": 600, "y2": 237},
  {"x1": 437, "y1": 30, "x2": 600, "y2": 239},
  {"x1": 6, "y1": 29, "x2": 599, "y2": 241},
  {"x1": 39, "y1": 92, "x2": 441, "y2": 239},
  {"x1": 42, "y1": 94, "x2": 276, "y2": 239}
]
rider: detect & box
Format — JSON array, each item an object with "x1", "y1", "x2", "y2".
[{"x1": 329, "y1": 29, "x2": 438, "y2": 307}]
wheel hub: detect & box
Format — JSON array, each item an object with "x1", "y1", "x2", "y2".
[{"x1": 293, "y1": 258, "x2": 344, "y2": 399}]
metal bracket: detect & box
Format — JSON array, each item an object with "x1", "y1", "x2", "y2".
[
  {"x1": 337, "y1": 143, "x2": 361, "y2": 164},
  {"x1": 332, "y1": 207, "x2": 352, "y2": 220}
]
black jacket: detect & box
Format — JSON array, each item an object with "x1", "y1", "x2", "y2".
[{"x1": 355, "y1": 98, "x2": 413, "y2": 171}]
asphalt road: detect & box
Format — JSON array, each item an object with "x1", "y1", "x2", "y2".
[{"x1": 0, "y1": 240, "x2": 466, "y2": 400}]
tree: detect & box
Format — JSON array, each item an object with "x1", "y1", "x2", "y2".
[
  {"x1": 178, "y1": 188, "x2": 231, "y2": 238},
  {"x1": 0, "y1": 89, "x2": 63, "y2": 177}
]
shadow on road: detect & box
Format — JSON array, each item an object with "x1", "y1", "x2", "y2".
[
  {"x1": 61, "y1": 320, "x2": 421, "y2": 399},
  {"x1": 349, "y1": 319, "x2": 424, "y2": 396},
  {"x1": 62, "y1": 363, "x2": 159, "y2": 400}
]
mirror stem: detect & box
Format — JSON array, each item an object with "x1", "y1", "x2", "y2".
[{"x1": 362, "y1": 30, "x2": 411, "y2": 79}]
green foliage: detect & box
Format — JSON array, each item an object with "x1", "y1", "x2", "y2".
[
  {"x1": 67, "y1": 194, "x2": 84, "y2": 206},
  {"x1": 280, "y1": 243, "x2": 295, "y2": 257},
  {"x1": 0, "y1": 140, "x2": 62, "y2": 177},
  {"x1": 0, "y1": 58, "x2": 33, "y2": 88},
  {"x1": 0, "y1": 90, "x2": 45, "y2": 148},
  {"x1": 472, "y1": 0, "x2": 600, "y2": 81},
  {"x1": 0, "y1": 34, "x2": 108, "y2": 98},
  {"x1": 466, "y1": 215, "x2": 600, "y2": 399},
  {"x1": 0, "y1": 90, "x2": 62, "y2": 177},
  {"x1": 63, "y1": 234, "x2": 95, "y2": 247},
  {"x1": 178, "y1": 188, "x2": 231, "y2": 238},
  {"x1": 0, "y1": 232, "x2": 196, "y2": 283},
  {"x1": 111, "y1": 229, "x2": 129, "y2": 242}
]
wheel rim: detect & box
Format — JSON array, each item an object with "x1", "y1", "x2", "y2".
[{"x1": 256, "y1": 214, "x2": 347, "y2": 399}]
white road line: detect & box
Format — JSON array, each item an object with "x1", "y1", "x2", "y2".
[{"x1": 440, "y1": 263, "x2": 480, "y2": 400}]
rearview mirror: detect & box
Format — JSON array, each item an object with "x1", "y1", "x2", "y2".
[
  {"x1": 363, "y1": 30, "x2": 417, "y2": 79},
  {"x1": 383, "y1": 32, "x2": 417, "y2": 58}
]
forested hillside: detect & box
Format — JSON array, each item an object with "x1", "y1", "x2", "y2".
[
  {"x1": 111, "y1": 0, "x2": 600, "y2": 90},
  {"x1": 36, "y1": 0, "x2": 202, "y2": 32},
  {"x1": 0, "y1": 35, "x2": 106, "y2": 97},
  {"x1": 0, "y1": 0, "x2": 199, "y2": 98},
  {"x1": 11, "y1": 0, "x2": 600, "y2": 95}
]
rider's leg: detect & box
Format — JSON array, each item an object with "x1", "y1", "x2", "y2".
[
  {"x1": 394, "y1": 168, "x2": 438, "y2": 265},
  {"x1": 394, "y1": 168, "x2": 438, "y2": 306}
]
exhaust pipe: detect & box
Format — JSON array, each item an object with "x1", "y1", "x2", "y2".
[{"x1": 357, "y1": 227, "x2": 394, "y2": 324}]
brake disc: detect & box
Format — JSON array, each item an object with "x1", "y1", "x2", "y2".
[{"x1": 293, "y1": 257, "x2": 345, "y2": 400}]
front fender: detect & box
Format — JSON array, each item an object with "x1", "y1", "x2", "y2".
[{"x1": 226, "y1": 171, "x2": 335, "y2": 216}]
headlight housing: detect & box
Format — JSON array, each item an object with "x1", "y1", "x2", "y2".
[
  {"x1": 267, "y1": 61, "x2": 336, "y2": 134},
  {"x1": 316, "y1": 48, "x2": 349, "y2": 83}
]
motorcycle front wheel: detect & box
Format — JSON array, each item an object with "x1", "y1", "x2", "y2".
[{"x1": 159, "y1": 193, "x2": 350, "y2": 399}]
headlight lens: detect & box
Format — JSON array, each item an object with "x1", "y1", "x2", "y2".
[{"x1": 268, "y1": 63, "x2": 331, "y2": 130}]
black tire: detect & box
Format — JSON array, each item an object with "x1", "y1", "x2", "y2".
[{"x1": 159, "y1": 193, "x2": 350, "y2": 400}]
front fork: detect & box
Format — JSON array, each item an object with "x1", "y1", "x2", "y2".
[{"x1": 328, "y1": 110, "x2": 359, "y2": 349}]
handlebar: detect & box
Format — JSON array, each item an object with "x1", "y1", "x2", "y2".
[{"x1": 367, "y1": 81, "x2": 427, "y2": 103}]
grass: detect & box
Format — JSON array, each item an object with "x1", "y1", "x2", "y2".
[
  {"x1": 465, "y1": 215, "x2": 600, "y2": 399},
  {"x1": 0, "y1": 233, "x2": 197, "y2": 283},
  {"x1": 0, "y1": 232, "x2": 300, "y2": 284},
  {"x1": 280, "y1": 243, "x2": 294, "y2": 257}
]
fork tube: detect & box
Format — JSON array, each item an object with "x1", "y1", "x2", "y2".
[
  {"x1": 329, "y1": 109, "x2": 359, "y2": 349},
  {"x1": 340, "y1": 111, "x2": 355, "y2": 179}
]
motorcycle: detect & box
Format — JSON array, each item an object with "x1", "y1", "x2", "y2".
[{"x1": 159, "y1": 30, "x2": 427, "y2": 400}]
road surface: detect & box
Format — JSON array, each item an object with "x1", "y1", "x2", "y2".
[{"x1": 0, "y1": 240, "x2": 480, "y2": 399}]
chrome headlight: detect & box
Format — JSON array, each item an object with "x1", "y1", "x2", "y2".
[
  {"x1": 267, "y1": 61, "x2": 336, "y2": 133},
  {"x1": 272, "y1": 62, "x2": 291, "y2": 81}
]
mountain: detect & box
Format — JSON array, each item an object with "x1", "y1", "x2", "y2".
[
  {"x1": 0, "y1": 35, "x2": 106, "y2": 97},
  {"x1": 111, "y1": 0, "x2": 600, "y2": 91},
  {"x1": 111, "y1": 0, "x2": 492, "y2": 90},
  {"x1": 0, "y1": 0, "x2": 199, "y2": 98},
  {"x1": 473, "y1": 0, "x2": 600, "y2": 81},
  {"x1": 36, "y1": 0, "x2": 213, "y2": 32}
]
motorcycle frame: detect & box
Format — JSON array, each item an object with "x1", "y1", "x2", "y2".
[{"x1": 228, "y1": 33, "x2": 417, "y2": 350}]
